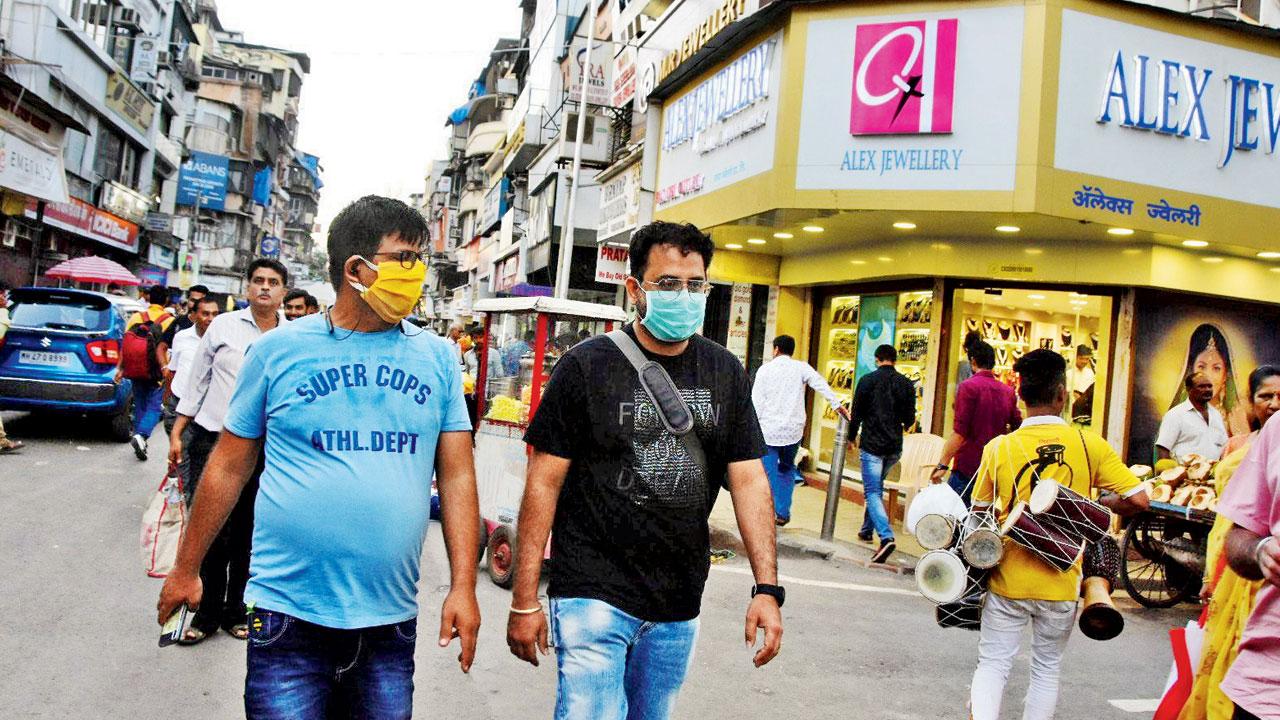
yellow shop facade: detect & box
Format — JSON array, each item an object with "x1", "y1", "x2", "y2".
[{"x1": 650, "y1": 0, "x2": 1280, "y2": 471}]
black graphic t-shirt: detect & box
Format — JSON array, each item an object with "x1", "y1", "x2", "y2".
[{"x1": 524, "y1": 325, "x2": 766, "y2": 622}]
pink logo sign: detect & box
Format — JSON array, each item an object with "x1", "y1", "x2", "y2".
[{"x1": 849, "y1": 18, "x2": 958, "y2": 135}]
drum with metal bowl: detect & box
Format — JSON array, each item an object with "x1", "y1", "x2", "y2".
[{"x1": 1000, "y1": 502, "x2": 1085, "y2": 572}]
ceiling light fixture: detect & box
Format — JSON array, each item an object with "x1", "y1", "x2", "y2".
[
  {"x1": 773, "y1": 232, "x2": 793, "y2": 239},
  {"x1": 1028, "y1": 294, "x2": 1046, "y2": 300},
  {"x1": 1024, "y1": 248, "x2": 1043, "y2": 255},
  {"x1": 1182, "y1": 239, "x2": 1209, "y2": 248},
  {"x1": 747, "y1": 238, "x2": 766, "y2": 245},
  {"x1": 1107, "y1": 227, "x2": 1135, "y2": 236},
  {"x1": 1202, "y1": 257, "x2": 1224, "y2": 264},
  {"x1": 802, "y1": 226, "x2": 824, "y2": 233},
  {"x1": 724, "y1": 243, "x2": 743, "y2": 250},
  {"x1": 850, "y1": 259, "x2": 867, "y2": 265},
  {"x1": 892, "y1": 222, "x2": 916, "y2": 230},
  {"x1": 1257, "y1": 251, "x2": 1280, "y2": 259},
  {"x1": 877, "y1": 256, "x2": 893, "y2": 262},
  {"x1": 995, "y1": 225, "x2": 1021, "y2": 233}
]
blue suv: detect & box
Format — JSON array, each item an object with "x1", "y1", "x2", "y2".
[{"x1": 0, "y1": 287, "x2": 135, "y2": 440}]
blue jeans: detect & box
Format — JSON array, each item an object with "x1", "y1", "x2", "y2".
[
  {"x1": 858, "y1": 450, "x2": 899, "y2": 542},
  {"x1": 132, "y1": 380, "x2": 163, "y2": 438},
  {"x1": 244, "y1": 609, "x2": 416, "y2": 720},
  {"x1": 948, "y1": 469, "x2": 974, "y2": 507},
  {"x1": 763, "y1": 443, "x2": 800, "y2": 521},
  {"x1": 551, "y1": 597, "x2": 699, "y2": 720}
]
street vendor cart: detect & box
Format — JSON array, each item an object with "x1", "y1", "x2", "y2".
[
  {"x1": 471, "y1": 296, "x2": 629, "y2": 587},
  {"x1": 1119, "y1": 500, "x2": 1215, "y2": 608}
]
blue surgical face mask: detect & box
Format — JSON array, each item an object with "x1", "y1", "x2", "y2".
[{"x1": 639, "y1": 287, "x2": 707, "y2": 342}]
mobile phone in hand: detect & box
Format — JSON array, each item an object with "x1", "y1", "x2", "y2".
[{"x1": 159, "y1": 605, "x2": 189, "y2": 647}]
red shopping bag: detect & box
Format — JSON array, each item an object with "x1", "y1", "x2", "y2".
[{"x1": 140, "y1": 466, "x2": 186, "y2": 578}]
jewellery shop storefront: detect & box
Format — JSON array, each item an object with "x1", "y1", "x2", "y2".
[{"x1": 651, "y1": 0, "x2": 1280, "y2": 480}]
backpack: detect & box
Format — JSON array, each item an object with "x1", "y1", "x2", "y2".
[{"x1": 121, "y1": 314, "x2": 166, "y2": 382}]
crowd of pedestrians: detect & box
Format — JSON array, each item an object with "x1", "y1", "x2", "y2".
[{"x1": 21, "y1": 197, "x2": 1258, "y2": 720}]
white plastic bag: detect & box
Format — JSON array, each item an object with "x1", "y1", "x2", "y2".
[
  {"x1": 906, "y1": 481, "x2": 967, "y2": 535},
  {"x1": 140, "y1": 470, "x2": 186, "y2": 578}
]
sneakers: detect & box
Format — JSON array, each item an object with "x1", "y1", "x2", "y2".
[
  {"x1": 856, "y1": 530, "x2": 873, "y2": 543},
  {"x1": 870, "y1": 539, "x2": 896, "y2": 564},
  {"x1": 131, "y1": 433, "x2": 148, "y2": 461},
  {"x1": 775, "y1": 516, "x2": 790, "y2": 527}
]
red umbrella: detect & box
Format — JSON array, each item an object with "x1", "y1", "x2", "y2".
[{"x1": 43, "y1": 256, "x2": 142, "y2": 286}]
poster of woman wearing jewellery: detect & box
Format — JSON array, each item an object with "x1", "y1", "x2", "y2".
[
  {"x1": 855, "y1": 294, "x2": 898, "y2": 382},
  {"x1": 1127, "y1": 291, "x2": 1280, "y2": 465}
]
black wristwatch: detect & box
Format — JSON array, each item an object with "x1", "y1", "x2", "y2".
[{"x1": 752, "y1": 583, "x2": 786, "y2": 608}]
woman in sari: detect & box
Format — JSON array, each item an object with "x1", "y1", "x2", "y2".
[
  {"x1": 1179, "y1": 365, "x2": 1280, "y2": 720},
  {"x1": 1167, "y1": 324, "x2": 1250, "y2": 439}
]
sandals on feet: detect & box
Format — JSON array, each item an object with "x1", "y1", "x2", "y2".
[
  {"x1": 178, "y1": 628, "x2": 210, "y2": 645},
  {"x1": 228, "y1": 624, "x2": 249, "y2": 640}
]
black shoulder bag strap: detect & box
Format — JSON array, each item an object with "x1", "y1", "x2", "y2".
[{"x1": 606, "y1": 330, "x2": 708, "y2": 479}]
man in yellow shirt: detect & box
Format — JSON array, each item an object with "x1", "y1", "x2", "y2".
[
  {"x1": 969, "y1": 349, "x2": 1149, "y2": 720},
  {"x1": 117, "y1": 285, "x2": 175, "y2": 460}
]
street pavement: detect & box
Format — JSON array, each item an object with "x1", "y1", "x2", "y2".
[{"x1": 0, "y1": 410, "x2": 1194, "y2": 719}]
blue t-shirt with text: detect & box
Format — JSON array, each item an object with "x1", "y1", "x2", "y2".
[{"x1": 224, "y1": 314, "x2": 472, "y2": 628}]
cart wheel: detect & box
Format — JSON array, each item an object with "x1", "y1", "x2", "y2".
[
  {"x1": 487, "y1": 525, "x2": 516, "y2": 589},
  {"x1": 1119, "y1": 514, "x2": 1200, "y2": 608}
]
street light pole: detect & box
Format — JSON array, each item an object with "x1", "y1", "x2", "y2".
[{"x1": 553, "y1": 0, "x2": 599, "y2": 300}]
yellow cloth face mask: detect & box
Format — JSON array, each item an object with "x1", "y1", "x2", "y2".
[{"x1": 351, "y1": 257, "x2": 426, "y2": 323}]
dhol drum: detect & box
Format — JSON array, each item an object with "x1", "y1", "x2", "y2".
[
  {"x1": 1079, "y1": 535, "x2": 1125, "y2": 641},
  {"x1": 1028, "y1": 480, "x2": 1112, "y2": 546},
  {"x1": 916, "y1": 550, "x2": 970, "y2": 604},
  {"x1": 1000, "y1": 502, "x2": 1085, "y2": 573},
  {"x1": 936, "y1": 591, "x2": 984, "y2": 631},
  {"x1": 959, "y1": 511, "x2": 1004, "y2": 570},
  {"x1": 915, "y1": 513, "x2": 960, "y2": 551}
]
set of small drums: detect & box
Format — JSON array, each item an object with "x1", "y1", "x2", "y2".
[{"x1": 914, "y1": 480, "x2": 1125, "y2": 640}]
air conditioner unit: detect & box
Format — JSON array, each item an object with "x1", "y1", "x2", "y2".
[
  {"x1": 113, "y1": 6, "x2": 142, "y2": 29},
  {"x1": 156, "y1": 51, "x2": 172, "y2": 67},
  {"x1": 2, "y1": 220, "x2": 33, "y2": 248}
]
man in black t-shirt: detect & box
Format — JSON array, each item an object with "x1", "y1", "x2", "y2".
[{"x1": 508, "y1": 222, "x2": 784, "y2": 719}]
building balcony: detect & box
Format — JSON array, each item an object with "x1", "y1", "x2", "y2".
[
  {"x1": 464, "y1": 120, "x2": 508, "y2": 159},
  {"x1": 154, "y1": 135, "x2": 184, "y2": 170},
  {"x1": 186, "y1": 124, "x2": 234, "y2": 156}
]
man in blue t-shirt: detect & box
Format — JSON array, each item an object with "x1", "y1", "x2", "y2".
[{"x1": 158, "y1": 196, "x2": 481, "y2": 718}]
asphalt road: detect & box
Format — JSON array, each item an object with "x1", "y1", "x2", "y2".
[{"x1": 0, "y1": 411, "x2": 1195, "y2": 719}]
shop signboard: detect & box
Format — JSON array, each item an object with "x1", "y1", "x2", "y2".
[
  {"x1": 145, "y1": 212, "x2": 173, "y2": 233},
  {"x1": 479, "y1": 177, "x2": 509, "y2": 236},
  {"x1": 561, "y1": 33, "x2": 611, "y2": 107},
  {"x1": 131, "y1": 35, "x2": 161, "y2": 82},
  {"x1": 100, "y1": 181, "x2": 151, "y2": 224},
  {"x1": 138, "y1": 266, "x2": 168, "y2": 287},
  {"x1": 0, "y1": 128, "x2": 69, "y2": 203},
  {"x1": 612, "y1": 47, "x2": 637, "y2": 109},
  {"x1": 1127, "y1": 291, "x2": 1280, "y2": 465},
  {"x1": 656, "y1": 33, "x2": 783, "y2": 209},
  {"x1": 526, "y1": 185, "x2": 554, "y2": 248},
  {"x1": 147, "y1": 242, "x2": 176, "y2": 270},
  {"x1": 105, "y1": 72, "x2": 154, "y2": 135},
  {"x1": 597, "y1": 163, "x2": 641, "y2": 239},
  {"x1": 23, "y1": 196, "x2": 139, "y2": 254},
  {"x1": 726, "y1": 283, "x2": 753, "y2": 366},
  {"x1": 593, "y1": 244, "x2": 629, "y2": 285},
  {"x1": 761, "y1": 285, "x2": 779, "y2": 365},
  {"x1": 259, "y1": 236, "x2": 280, "y2": 258},
  {"x1": 177, "y1": 151, "x2": 229, "y2": 211},
  {"x1": 1055, "y1": 10, "x2": 1280, "y2": 209},
  {"x1": 796, "y1": 6, "x2": 1023, "y2": 192}
]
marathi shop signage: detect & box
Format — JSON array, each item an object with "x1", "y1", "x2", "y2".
[
  {"x1": 796, "y1": 7, "x2": 1024, "y2": 192},
  {"x1": 1069, "y1": 185, "x2": 1202, "y2": 227},
  {"x1": 1056, "y1": 10, "x2": 1280, "y2": 210},
  {"x1": 656, "y1": 33, "x2": 782, "y2": 208}
]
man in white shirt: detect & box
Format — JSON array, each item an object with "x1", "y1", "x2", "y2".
[
  {"x1": 163, "y1": 296, "x2": 220, "y2": 492},
  {"x1": 1157, "y1": 372, "x2": 1229, "y2": 461},
  {"x1": 167, "y1": 258, "x2": 286, "y2": 643},
  {"x1": 751, "y1": 335, "x2": 850, "y2": 525}
]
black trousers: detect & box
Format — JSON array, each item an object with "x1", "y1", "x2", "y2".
[
  {"x1": 186, "y1": 423, "x2": 261, "y2": 633},
  {"x1": 1234, "y1": 706, "x2": 1261, "y2": 720}
]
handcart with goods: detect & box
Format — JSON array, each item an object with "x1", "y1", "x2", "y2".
[
  {"x1": 470, "y1": 296, "x2": 629, "y2": 588},
  {"x1": 1118, "y1": 456, "x2": 1220, "y2": 608}
]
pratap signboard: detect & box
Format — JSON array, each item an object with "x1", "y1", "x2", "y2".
[
  {"x1": 656, "y1": 32, "x2": 783, "y2": 209},
  {"x1": 594, "y1": 244, "x2": 629, "y2": 285},
  {"x1": 796, "y1": 6, "x2": 1023, "y2": 192},
  {"x1": 1055, "y1": 10, "x2": 1280, "y2": 209}
]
